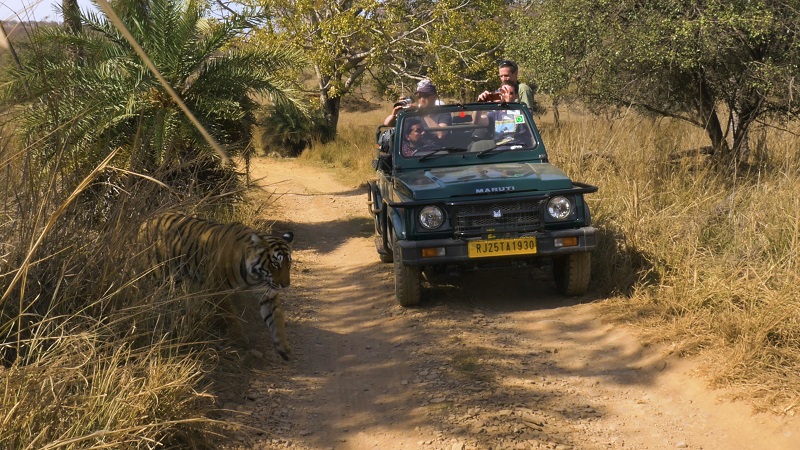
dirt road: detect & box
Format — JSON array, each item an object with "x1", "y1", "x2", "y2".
[{"x1": 217, "y1": 156, "x2": 798, "y2": 450}]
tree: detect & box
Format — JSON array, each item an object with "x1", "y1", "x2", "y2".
[
  {"x1": 1, "y1": 0, "x2": 307, "y2": 176},
  {"x1": 511, "y1": 0, "x2": 800, "y2": 161},
  {"x1": 252, "y1": 0, "x2": 506, "y2": 140},
  {"x1": 507, "y1": 1, "x2": 597, "y2": 126}
]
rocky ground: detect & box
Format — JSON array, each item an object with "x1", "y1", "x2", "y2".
[{"x1": 213, "y1": 156, "x2": 798, "y2": 450}]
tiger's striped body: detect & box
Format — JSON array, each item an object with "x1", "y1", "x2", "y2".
[{"x1": 139, "y1": 212, "x2": 293, "y2": 360}]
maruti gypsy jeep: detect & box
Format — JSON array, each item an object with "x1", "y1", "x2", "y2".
[{"x1": 367, "y1": 102, "x2": 598, "y2": 306}]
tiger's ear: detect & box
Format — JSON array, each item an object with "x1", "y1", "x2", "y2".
[
  {"x1": 249, "y1": 233, "x2": 264, "y2": 246},
  {"x1": 281, "y1": 232, "x2": 294, "y2": 243}
]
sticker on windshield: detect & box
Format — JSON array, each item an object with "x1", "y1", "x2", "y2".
[
  {"x1": 493, "y1": 111, "x2": 526, "y2": 136},
  {"x1": 495, "y1": 117, "x2": 516, "y2": 135}
]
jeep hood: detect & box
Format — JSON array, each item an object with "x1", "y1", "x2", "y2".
[{"x1": 395, "y1": 162, "x2": 574, "y2": 200}]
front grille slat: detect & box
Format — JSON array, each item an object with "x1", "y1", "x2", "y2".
[{"x1": 453, "y1": 199, "x2": 544, "y2": 236}]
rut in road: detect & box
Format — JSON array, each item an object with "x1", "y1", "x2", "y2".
[{"x1": 215, "y1": 156, "x2": 799, "y2": 450}]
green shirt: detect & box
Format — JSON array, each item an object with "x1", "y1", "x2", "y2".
[{"x1": 518, "y1": 82, "x2": 535, "y2": 110}]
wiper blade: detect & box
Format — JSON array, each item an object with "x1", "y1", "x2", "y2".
[
  {"x1": 477, "y1": 146, "x2": 509, "y2": 158},
  {"x1": 418, "y1": 147, "x2": 467, "y2": 161},
  {"x1": 477, "y1": 136, "x2": 532, "y2": 157}
]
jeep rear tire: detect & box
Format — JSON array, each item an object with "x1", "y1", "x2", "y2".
[
  {"x1": 553, "y1": 252, "x2": 591, "y2": 296},
  {"x1": 393, "y1": 237, "x2": 421, "y2": 306}
]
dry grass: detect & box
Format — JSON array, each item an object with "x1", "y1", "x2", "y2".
[
  {"x1": 309, "y1": 99, "x2": 800, "y2": 413},
  {"x1": 0, "y1": 122, "x2": 238, "y2": 447},
  {"x1": 547, "y1": 114, "x2": 800, "y2": 411}
]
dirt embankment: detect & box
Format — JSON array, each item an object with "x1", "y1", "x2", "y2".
[{"x1": 216, "y1": 156, "x2": 798, "y2": 450}]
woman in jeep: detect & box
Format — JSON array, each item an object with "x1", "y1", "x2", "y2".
[{"x1": 401, "y1": 119, "x2": 437, "y2": 157}]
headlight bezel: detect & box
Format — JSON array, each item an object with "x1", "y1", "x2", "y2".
[
  {"x1": 546, "y1": 195, "x2": 575, "y2": 221},
  {"x1": 418, "y1": 205, "x2": 445, "y2": 230}
]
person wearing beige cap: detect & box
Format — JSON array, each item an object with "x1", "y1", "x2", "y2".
[{"x1": 384, "y1": 79, "x2": 451, "y2": 140}]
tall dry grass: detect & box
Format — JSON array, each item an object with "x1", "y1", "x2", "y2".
[
  {"x1": 0, "y1": 123, "x2": 236, "y2": 447},
  {"x1": 307, "y1": 102, "x2": 800, "y2": 412},
  {"x1": 546, "y1": 113, "x2": 800, "y2": 410}
]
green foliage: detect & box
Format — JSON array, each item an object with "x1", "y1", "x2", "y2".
[
  {"x1": 507, "y1": 1, "x2": 596, "y2": 101},
  {"x1": 251, "y1": 0, "x2": 506, "y2": 135},
  {"x1": 0, "y1": 0, "x2": 307, "y2": 178},
  {"x1": 257, "y1": 102, "x2": 328, "y2": 156},
  {"x1": 510, "y1": 0, "x2": 800, "y2": 161}
]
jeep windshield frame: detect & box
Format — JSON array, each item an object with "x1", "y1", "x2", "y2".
[{"x1": 392, "y1": 103, "x2": 547, "y2": 171}]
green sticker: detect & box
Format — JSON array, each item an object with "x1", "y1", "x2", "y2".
[{"x1": 515, "y1": 115, "x2": 525, "y2": 124}]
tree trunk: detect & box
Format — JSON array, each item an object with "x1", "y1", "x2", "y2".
[
  {"x1": 320, "y1": 94, "x2": 340, "y2": 143},
  {"x1": 729, "y1": 96, "x2": 760, "y2": 164},
  {"x1": 63, "y1": 0, "x2": 83, "y2": 62},
  {"x1": 552, "y1": 96, "x2": 561, "y2": 127},
  {"x1": 63, "y1": 0, "x2": 81, "y2": 34},
  {"x1": 703, "y1": 109, "x2": 728, "y2": 155},
  {"x1": 697, "y1": 78, "x2": 729, "y2": 156}
]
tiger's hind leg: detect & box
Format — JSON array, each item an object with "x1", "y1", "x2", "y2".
[{"x1": 260, "y1": 294, "x2": 290, "y2": 361}]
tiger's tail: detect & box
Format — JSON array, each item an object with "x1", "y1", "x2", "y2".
[{"x1": 260, "y1": 296, "x2": 290, "y2": 361}]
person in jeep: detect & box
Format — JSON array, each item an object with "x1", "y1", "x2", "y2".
[
  {"x1": 478, "y1": 59, "x2": 535, "y2": 109},
  {"x1": 383, "y1": 79, "x2": 451, "y2": 140},
  {"x1": 473, "y1": 82, "x2": 533, "y2": 146},
  {"x1": 400, "y1": 119, "x2": 435, "y2": 157}
]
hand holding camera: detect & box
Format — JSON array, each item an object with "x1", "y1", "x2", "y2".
[
  {"x1": 478, "y1": 91, "x2": 502, "y2": 102},
  {"x1": 393, "y1": 96, "x2": 414, "y2": 108}
]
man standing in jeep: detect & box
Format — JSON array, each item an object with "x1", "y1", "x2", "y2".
[
  {"x1": 383, "y1": 79, "x2": 451, "y2": 140},
  {"x1": 478, "y1": 60, "x2": 535, "y2": 110}
]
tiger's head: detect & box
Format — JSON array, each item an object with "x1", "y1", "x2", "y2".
[{"x1": 248, "y1": 232, "x2": 294, "y2": 288}]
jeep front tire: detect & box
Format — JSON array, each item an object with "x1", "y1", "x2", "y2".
[
  {"x1": 393, "y1": 236, "x2": 421, "y2": 306},
  {"x1": 553, "y1": 252, "x2": 591, "y2": 296}
]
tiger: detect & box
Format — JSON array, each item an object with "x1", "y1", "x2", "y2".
[{"x1": 138, "y1": 211, "x2": 294, "y2": 360}]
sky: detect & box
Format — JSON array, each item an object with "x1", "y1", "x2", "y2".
[{"x1": 1, "y1": 0, "x2": 97, "y2": 22}]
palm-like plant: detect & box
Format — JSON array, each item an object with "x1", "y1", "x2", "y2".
[{"x1": 1, "y1": 0, "x2": 306, "y2": 177}]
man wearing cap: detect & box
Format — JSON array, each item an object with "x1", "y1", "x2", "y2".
[
  {"x1": 384, "y1": 79, "x2": 451, "y2": 140},
  {"x1": 477, "y1": 60, "x2": 535, "y2": 110}
]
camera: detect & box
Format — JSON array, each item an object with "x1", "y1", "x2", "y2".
[
  {"x1": 393, "y1": 97, "x2": 414, "y2": 108},
  {"x1": 485, "y1": 92, "x2": 502, "y2": 102}
]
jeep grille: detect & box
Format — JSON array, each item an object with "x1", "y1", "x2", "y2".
[{"x1": 453, "y1": 199, "x2": 544, "y2": 236}]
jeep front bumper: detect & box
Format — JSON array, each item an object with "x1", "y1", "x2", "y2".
[{"x1": 395, "y1": 226, "x2": 597, "y2": 266}]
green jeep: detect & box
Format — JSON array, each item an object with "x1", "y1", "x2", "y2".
[{"x1": 367, "y1": 102, "x2": 598, "y2": 306}]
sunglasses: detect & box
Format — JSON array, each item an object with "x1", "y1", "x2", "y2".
[
  {"x1": 416, "y1": 92, "x2": 434, "y2": 98},
  {"x1": 498, "y1": 59, "x2": 518, "y2": 71}
]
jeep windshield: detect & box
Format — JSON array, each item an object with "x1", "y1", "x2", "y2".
[{"x1": 396, "y1": 103, "x2": 539, "y2": 160}]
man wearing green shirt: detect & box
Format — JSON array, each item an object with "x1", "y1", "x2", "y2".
[{"x1": 478, "y1": 60, "x2": 535, "y2": 110}]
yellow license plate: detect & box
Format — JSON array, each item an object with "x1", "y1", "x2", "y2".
[{"x1": 468, "y1": 237, "x2": 537, "y2": 258}]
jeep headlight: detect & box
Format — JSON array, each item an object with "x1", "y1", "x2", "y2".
[
  {"x1": 419, "y1": 205, "x2": 444, "y2": 229},
  {"x1": 547, "y1": 196, "x2": 574, "y2": 220}
]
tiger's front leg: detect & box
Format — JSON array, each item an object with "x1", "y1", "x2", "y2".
[{"x1": 258, "y1": 289, "x2": 291, "y2": 361}]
